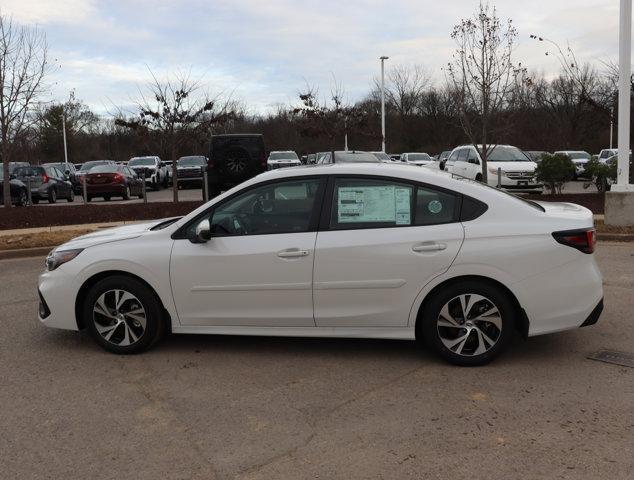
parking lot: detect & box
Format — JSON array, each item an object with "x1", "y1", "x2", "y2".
[{"x1": 1, "y1": 242, "x2": 632, "y2": 480}]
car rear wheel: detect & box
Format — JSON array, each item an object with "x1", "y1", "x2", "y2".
[
  {"x1": 419, "y1": 281, "x2": 514, "y2": 366},
  {"x1": 48, "y1": 189, "x2": 57, "y2": 204},
  {"x1": 83, "y1": 276, "x2": 165, "y2": 354},
  {"x1": 104, "y1": 195, "x2": 111, "y2": 201},
  {"x1": 67, "y1": 192, "x2": 74, "y2": 202}
]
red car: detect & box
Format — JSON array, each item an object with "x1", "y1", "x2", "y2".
[{"x1": 84, "y1": 165, "x2": 144, "y2": 201}]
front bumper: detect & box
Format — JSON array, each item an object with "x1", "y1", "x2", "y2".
[
  {"x1": 267, "y1": 162, "x2": 301, "y2": 170},
  {"x1": 38, "y1": 267, "x2": 81, "y2": 330}
]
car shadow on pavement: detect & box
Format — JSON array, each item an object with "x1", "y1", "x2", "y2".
[{"x1": 41, "y1": 326, "x2": 580, "y2": 367}]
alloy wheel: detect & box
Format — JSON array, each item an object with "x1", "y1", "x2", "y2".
[
  {"x1": 436, "y1": 293, "x2": 502, "y2": 356},
  {"x1": 92, "y1": 289, "x2": 147, "y2": 346}
]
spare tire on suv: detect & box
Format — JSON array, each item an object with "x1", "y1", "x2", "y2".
[{"x1": 207, "y1": 134, "x2": 266, "y2": 197}]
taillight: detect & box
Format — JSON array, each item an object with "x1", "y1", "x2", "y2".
[
  {"x1": 552, "y1": 228, "x2": 596, "y2": 254},
  {"x1": 42, "y1": 174, "x2": 49, "y2": 183},
  {"x1": 208, "y1": 157, "x2": 214, "y2": 169}
]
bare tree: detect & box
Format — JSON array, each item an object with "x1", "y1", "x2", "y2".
[
  {"x1": 446, "y1": 2, "x2": 523, "y2": 182},
  {"x1": 115, "y1": 70, "x2": 235, "y2": 202},
  {"x1": 377, "y1": 64, "x2": 431, "y2": 118},
  {"x1": 0, "y1": 15, "x2": 48, "y2": 208}
]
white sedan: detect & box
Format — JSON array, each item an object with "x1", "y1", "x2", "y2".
[{"x1": 38, "y1": 163, "x2": 603, "y2": 365}]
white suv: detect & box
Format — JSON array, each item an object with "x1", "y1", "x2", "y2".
[
  {"x1": 267, "y1": 151, "x2": 301, "y2": 170},
  {"x1": 445, "y1": 144, "x2": 543, "y2": 194},
  {"x1": 128, "y1": 156, "x2": 168, "y2": 190}
]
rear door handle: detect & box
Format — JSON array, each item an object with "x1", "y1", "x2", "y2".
[
  {"x1": 277, "y1": 249, "x2": 310, "y2": 258},
  {"x1": 412, "y1": 242, "x2": 447, "y2": 252}
]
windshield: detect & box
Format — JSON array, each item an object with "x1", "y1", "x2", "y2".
[
  {"x1": 371, "y1": 152, "x2": 391, "y2": 161},
  {"x1": 564, "y1": 152, "x2": 591, "y2": 160},
  {"x1": 80, "y1": 161, "x2": 111, "y2": 171},
  {"x1": 487, "y1": 146, "x2": 531, "y2": 162},
  {"x1": 407, "y1": 153, "x2": 431, "y2": 161},
  {"x1": 14, "y1": 166, "x2": 45, "y2": 176},
  {"x1": 90, "y1": 165, "x2": 120, "y2": 174},
  {"x1": 269, "y1": 152, "x2": 299, "y2": 160},
  {"x1": 178, "y1": 156, "x2": 206, "y2": 166},
  {"x1": 44, "y1": 163, "x2": 71, "y2": 171},
  {"x1": 129, "y1": 157, "x2": 156, "y2": 166}
]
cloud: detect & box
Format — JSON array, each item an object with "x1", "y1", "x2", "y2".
[
  {"x1": 1, "y1": 0, "x2": 622, "y2": 115},
  {"x1": 0, "y1": 0, "x2": 95, "y2": 25}
]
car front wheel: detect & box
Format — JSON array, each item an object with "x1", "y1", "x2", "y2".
[
  {"x1": 419, "y1": 281, "x2": 514, "y2": 366},
  {"x1": 83, "y1": 275, "x2": 165, "y2": 354}
]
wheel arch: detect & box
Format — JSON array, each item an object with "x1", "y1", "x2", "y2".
[
  {"x1": 75, "y1": 270, "x2": 172, "y2": 331},
  {"x1": 414, "y1": 275, "x2": 529, "y2": 340}
]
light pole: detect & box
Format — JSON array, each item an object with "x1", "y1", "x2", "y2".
[
  {"x1": 380, "y1": 56, "x2": 388, "y2": 152},
  {"x1": 62, "y1": 109, "x2": 69, "y2": 170},
  {"x1": 609, "y1": 106, "x2": 614, "y2": 150},
  {"x1": 615, "y1": 0, "x2": 631, "y2": 189}
]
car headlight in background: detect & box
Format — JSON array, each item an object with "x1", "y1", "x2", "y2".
[
  {"x1": 488, "y1": 167, "x2": 504, "y2": 175},
  {"x1": 45, "y1": 249, "x2": 83, "y2": 271}
]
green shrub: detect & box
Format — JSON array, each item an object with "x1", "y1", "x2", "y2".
[
  {"x1": 535, "y1": 154, "x2": 576, "y2": 194},
  {"x1": 584, "y1": 157, "x2": 617, "y2": 193}
]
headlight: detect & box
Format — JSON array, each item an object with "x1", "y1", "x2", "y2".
[
  {"x1": 45, "y1": 249, "x2": 83, "y2": 271},
  {"x1": 488, "y1": 167, "x2": 504, "y2": 175}
]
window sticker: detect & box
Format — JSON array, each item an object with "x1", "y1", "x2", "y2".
[
  {"x1": 428, "y1": 199, "x2": 443, "y2": 214},
  {"x1": 337, "y1": 185, "x2": 411, "y2": 224}
]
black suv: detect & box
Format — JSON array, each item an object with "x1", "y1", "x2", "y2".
[{"x1": 207, "y1": 134, "x2": 266, "y2": 197}]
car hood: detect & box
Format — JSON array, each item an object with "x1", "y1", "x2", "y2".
[
  {"x1": 488, "y1": 161, "x2": 537, "y2": 171},
  {"x1": 55, "y1": 219, "x2": 166, "y2": 251}
]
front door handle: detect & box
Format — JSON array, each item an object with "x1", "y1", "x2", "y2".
[
  {"x1": 412, "y1": 242, "x2": 447, "y2": 253},
  {"x1": 277, "y1": 248, "x2": 310, "y2": 258}
]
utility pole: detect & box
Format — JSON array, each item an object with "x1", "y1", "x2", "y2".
[{"x1": 380, "y1": 56, "x2": 389, "y2": 152}]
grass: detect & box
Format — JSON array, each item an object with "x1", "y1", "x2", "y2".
[{"x1": 0, "y1": 228, "x2": 96, "y2": 251}]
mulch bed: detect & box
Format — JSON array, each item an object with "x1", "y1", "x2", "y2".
[
  {"x1": 0, "y1": 201, "x2": 203, "y2": 230},
  {"x1": 0, "y1": 193, "x2": 606, "y2": 231},
  {"x1": 534, "y1": 193, "x2": 604, "y2": 214}
]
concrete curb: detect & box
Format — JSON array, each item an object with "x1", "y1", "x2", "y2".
[
  {"x1": 0, "y1": 246, "x2": 53, "y2": 260},
  {"x1": 597, "y1": 233, "x2": 634, "y2": 242}
]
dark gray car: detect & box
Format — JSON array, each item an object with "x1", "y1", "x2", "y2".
[{"x1": 12, "y1": 166, "x2": 74, "y2": 204}]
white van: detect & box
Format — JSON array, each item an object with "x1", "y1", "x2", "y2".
[{"x1": 445, "y1": 144, "x2": 543, "y2": 194}]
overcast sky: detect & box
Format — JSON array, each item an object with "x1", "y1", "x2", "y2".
[{"x1": 0, "y1": 0, "x2": 623, "y2": 115}]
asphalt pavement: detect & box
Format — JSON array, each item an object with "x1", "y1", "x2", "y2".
[{"x1": 0, "y1": 243, "x2": 632, "y2": 479}]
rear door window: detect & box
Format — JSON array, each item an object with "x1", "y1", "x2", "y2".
[{"x1": 329, "y1": 178, "x2": 414, "y2": 229}]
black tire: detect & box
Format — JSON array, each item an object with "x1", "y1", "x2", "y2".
[
  {"x1": 122, "y1": 185, "x2": 130, "y2": 200},
  {"x1": 48, "y1": 189, "x2": 57, "y2": 204},
  {"x1": 475, "y1": 174, "x2": 483, "y2": 182},
  {"x1": 418, "y1": 280, "x2": 515, "y2": 366},
  {"x1": 82, "y1": 275, "x2": 165, "y2": 354},
  {"x1": 32, "y1": 198, "x2": 39, "y2": 204},
  {"x1": 67, "y1": 192, "x2": 74, "y2": 202},
  {"x1": 86, "y1": 195, "x2": 92, "y2": 202},
  {"x1": 104, "y1": 195, "x2": 111, "y2": 201},
  {"x1": 138, "y1": 190, "x2": 144, "y2": 199}
]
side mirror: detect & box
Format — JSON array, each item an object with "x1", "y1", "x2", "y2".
[{"x1": 190, "y1": 219, "x2": 211, "y2": 243}]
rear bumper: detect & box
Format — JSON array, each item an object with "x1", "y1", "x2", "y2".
[
  {"x1": 580, "y1": 298, "x2": 603, "y2": 327},
  {"x1": 86, "y1": 184, "x2": 126, "y2": 195},
  {"x1": 518, "y1": 255, "x2": 603, "y2": 337}
]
